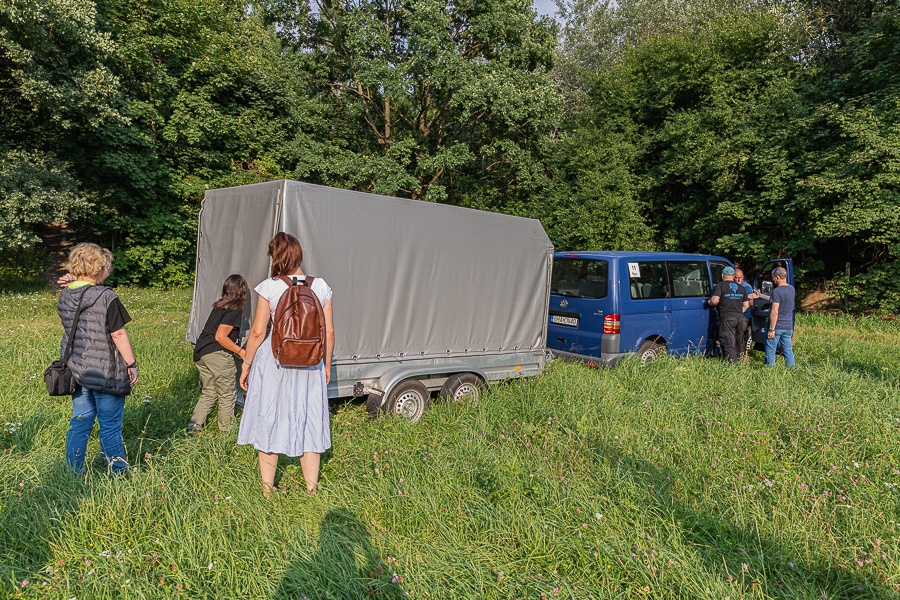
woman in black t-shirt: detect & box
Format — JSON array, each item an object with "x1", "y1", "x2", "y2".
[{"x1": 188, "y1": 274, "x2": 248, "y2": 433}]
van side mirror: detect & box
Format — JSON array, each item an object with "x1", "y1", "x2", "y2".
[{"x1": 761, "y1": 281, "x2": 773, "y2": 295}]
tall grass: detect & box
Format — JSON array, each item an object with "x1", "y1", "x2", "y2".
[{"x1": 0, "y1": 289, "x2": 898, "y2": 598}]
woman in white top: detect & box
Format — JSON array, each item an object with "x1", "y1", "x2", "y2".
[{"x1": 238, "y1": 232, "x2": 335, "y2": 497}]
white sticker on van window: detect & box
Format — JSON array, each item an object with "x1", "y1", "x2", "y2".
[{"x1": 628, "y1": 262, "x2": 641, "y2": 278}]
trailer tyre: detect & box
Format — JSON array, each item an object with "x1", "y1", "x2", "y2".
[
  {"x1": 439, "y1": 373, "x2": 483, "y2": 404},
  {"x1": 386, "y1": 380, "x2": 431, "y2": 423},
  {"x1": 365, "y1": 393, "x2": 384, "y2": 419}
]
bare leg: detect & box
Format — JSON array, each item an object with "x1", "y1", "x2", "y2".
[
  {"x1": 258, "y1": 451, "x2": 278, "y2": 497},
  {"x1": 299, "y1": 452, "x2": 320, "y2": 494}
]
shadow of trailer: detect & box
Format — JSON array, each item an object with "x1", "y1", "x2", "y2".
[{"x1": 187, "y1": 180, "x2": 554, "y2": 422}]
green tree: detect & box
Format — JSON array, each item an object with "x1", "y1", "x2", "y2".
[
  {"x1": 267, "y1": 0, "x2": 561, "y2": 207},
  {"x1": 83, "y1": 0, "x2": 330, "y2": 286},
  {"x1": 794, "y1": 3, "x2": 900, "y2": 310},
  {"x1": 0, "y1": 0, "x2": 121, "y2": 250}
]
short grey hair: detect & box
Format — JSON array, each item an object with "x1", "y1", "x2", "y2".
[{"x1": 772, "y1": 267, "x2": 787, "y2": 280}]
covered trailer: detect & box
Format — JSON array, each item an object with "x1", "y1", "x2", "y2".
[{"x1": 187, "y1": 180, "x2": 553, "y2": 421}]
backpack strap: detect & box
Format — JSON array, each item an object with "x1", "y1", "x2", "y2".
[{"x1": 278, "y1": 275, "x2": 314, "y2": 287}]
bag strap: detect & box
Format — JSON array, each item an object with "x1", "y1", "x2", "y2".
[
  {"x1": 279, "y1": 275, "x2": 313, "y2": 287},
  {"x1": 61, "y1": 288, "x2": 88, "y2": 364}
]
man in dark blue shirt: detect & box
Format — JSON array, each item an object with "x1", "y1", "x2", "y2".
[
  {"x1": 765, "y1": 267, "x2": 796, "y2": 368},
  {"x1": 709, "y1": 266, "x2": 750, "y2": 363}
]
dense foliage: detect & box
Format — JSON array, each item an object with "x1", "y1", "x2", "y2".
[
  {"x1": 557, "y1": 0, "x2": 900, "y2": 310},
  {"x1": 1, "y1": 0, "x2": 898, "y2": 310}
]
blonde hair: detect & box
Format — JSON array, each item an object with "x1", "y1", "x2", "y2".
[{"x1": 66, "y1": 243, "x2": 113, "y2": 280}]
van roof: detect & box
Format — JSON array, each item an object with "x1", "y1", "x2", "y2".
[{"x1": 555, "y1": 250, "x2": 733, "y2": 263}]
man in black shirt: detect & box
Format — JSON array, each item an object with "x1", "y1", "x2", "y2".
[{"x1": 709, "y1": 266, "x2": 750, "y2": 363}]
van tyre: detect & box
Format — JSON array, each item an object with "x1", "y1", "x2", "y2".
[
  {"x1": 386, "y1": 380, "x2": 431, "y2": 423},
  {"x1": 439, "y1": 373, "x2": 483, "y2": 404},
  {"x1": 638, "y1": 340, "x2": 665, "y2": 364}
]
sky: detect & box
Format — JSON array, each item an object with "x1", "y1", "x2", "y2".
[{"x1": 533, "y1": 0, "x2": 559, "y2": 18}]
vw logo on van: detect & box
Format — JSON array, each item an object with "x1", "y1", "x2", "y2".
[{"x1": 560, "y1": 299, "x2": 568, "y2": 309}]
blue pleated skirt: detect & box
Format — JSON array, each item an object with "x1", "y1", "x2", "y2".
[{"x1": 237, "y1": 334, "x2": 331, "y2": 457}]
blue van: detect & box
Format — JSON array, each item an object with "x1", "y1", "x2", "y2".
[{"x1": 547, "y1": 251, "x2": 794, "y2": 365}]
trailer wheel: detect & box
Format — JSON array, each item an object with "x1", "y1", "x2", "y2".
[
  {"x1": 439, "y1": 373, "x2": 483, "y2": 404},
  {"x1": 386, "y1": 379, "x2": 431, "y2": 423},
  {"x1": 365, "y1": 393, "x2": 384, "y2": 419}
]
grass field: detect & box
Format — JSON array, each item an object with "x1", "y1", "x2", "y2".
[{"x1": 1, "y1": 288, "x2": 898, "y2": 599}]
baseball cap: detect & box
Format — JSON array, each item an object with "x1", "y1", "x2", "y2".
[{"x1": 722, "y1": 266, "x2": 735, "y2": 275}]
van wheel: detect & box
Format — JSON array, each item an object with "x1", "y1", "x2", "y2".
[
  {"x1": 638, "y1": 340, "x2": 665, "y2": 364},
  {"x1": 386, "y1": 380, "x2": 431, "y2": 423},
  {"x1": 439, "y1": 373, "x2": 484, "y2": 404}
]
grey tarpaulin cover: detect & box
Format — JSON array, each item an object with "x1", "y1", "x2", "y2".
[{"x1": 188, "y1": 180, "x2": 553, "y2": 363}]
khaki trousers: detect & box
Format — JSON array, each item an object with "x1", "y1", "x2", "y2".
[{"x1": 191, "y1": 350, "x2": 236, "y2": 431}]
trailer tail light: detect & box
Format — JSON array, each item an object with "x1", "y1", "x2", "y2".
[{"x1": 603, "y1": 314, "x2": 621, "y2": 334}]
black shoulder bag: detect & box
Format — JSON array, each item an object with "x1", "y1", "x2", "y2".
[{"x1": 44, "y1": 289, "x2": 87, "y2": 397}]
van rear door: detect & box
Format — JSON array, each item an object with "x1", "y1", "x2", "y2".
[{"x1": 547, "y1": 256, "x2": 612, "y2": 360}]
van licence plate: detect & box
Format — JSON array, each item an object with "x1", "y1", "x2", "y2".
[{"x1": 551, "y1": 315, "x2": 579, "y2": 327}]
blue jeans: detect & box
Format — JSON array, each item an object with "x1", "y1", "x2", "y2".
[
  {"x1": 764, "y1": 329, "x2": 795, "y2": 368},
  {"x1": 66, "y1": 387, "x2": 129, "y2": 474}
]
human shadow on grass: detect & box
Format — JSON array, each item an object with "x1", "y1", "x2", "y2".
[
  {"x1": 0, "y1": 461, "x2": 89, "y2": 590},
  {"x1": 0, "y1": 367, "x2": 200, "y2": 587},
  {"x1": 273, "y1": 508, "x2": 406, "y2": 600},
  {"x1": 592, "y1": 443, "x2": 891, "y2": 599}
]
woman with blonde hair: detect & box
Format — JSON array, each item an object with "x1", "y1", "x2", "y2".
[
  {"x1": 57, "y1": 243, "x2": 138, "y2": 475},
  {"x1": 238, "y1": 232, "x2": 335, "y2": 497}
]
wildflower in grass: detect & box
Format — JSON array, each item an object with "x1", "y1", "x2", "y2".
[
  {"x1": 21, "y1": 579, "x2": 29, "y2": 587},
  {"x1": 788, "y1": 562, "x2": 795, "y2": 568}
]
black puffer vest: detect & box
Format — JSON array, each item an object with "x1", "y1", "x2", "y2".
[{"x1": 58, "y1": 285, "x2": 131, "y2": 396}]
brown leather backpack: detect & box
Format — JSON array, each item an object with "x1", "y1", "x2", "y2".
[{"x1": 271, "y1": 276, "x2": 326, "y2": 367}]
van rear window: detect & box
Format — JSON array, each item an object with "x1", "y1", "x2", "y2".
[{"x1": 551, "y1": 259, "x2": 609, "y2": 299}]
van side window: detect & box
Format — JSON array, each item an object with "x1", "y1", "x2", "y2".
[
  {"x1": 667, "y1": 262, "x2": 711, "y2": 297},
  {"x1": 628, "y1": 262, "x2": 667, "y2": 299},
  {"x1": 710, "y1": 262, "x2": 730, "y2": 284},
  {"x1": 551, "y1": 259, "x2": 608, "y2": 299}
]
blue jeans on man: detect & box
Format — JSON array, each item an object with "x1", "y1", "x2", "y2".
[
  {"x1": 764, "y1": 329, "x2": 795, "y2": 368},
  {"x1": 66, "y1": 386, "x2": 129, "y2": 474}
]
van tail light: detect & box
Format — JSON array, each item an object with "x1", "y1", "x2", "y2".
[{"x1": 603, "y1": 314, "x2": 621, "y2": 334}]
